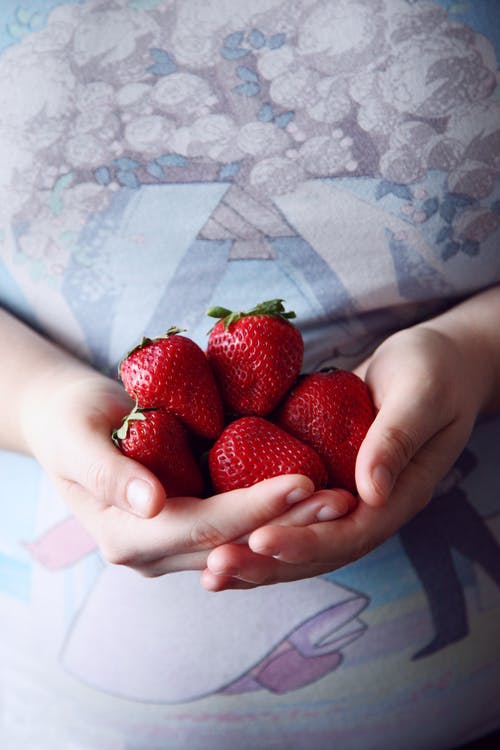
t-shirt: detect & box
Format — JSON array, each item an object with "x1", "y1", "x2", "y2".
[{"x1": 1, "y1": 2, "x2": 499, "y2": 748}]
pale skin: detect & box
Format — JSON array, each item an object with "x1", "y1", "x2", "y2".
[{"x1": 1, "y1": 284, "x2": 500, "y2": 586}]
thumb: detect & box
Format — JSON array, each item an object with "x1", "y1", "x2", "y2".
[
  {"x1": 355, "y1": 394, "x2": 443, "y2": 507},
  {"x1": 60, "y1": 425, "x2": 167, "y2": 519}
]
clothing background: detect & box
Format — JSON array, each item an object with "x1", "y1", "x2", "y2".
[{"x1": 0, "y1": 2, "x2": 499, "y2": 748}]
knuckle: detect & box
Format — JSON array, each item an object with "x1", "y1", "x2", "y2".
[
  {"x1": 189, "y1": 518, "x2": 226, "y2": 549},
  {"x1": 86, "y1": 459, "x2": 113, "y2": 502},
  {"x1": 383, "y1": 425, "x2": 417, "y2": 469}
]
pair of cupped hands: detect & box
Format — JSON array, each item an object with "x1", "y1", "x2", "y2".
[{"x1": 22, "y1": 321, "x2": 486, "y2": 591}]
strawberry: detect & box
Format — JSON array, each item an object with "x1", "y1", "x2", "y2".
[
  {"x1": 206, "y1": 299, "x2": 304, "y2": 417},
  {"x1": 209, "y1": 416, "x2": 327, "y2": 493},
  {"x1": 276, "y1": 369, "x2": 375, "y2": 494},
  {"x1": 112, "y1": 403, "x2": 204, "y2": 497},
  {"x1": 118, "y1": 327, "x2": 224, "y2": 440}
]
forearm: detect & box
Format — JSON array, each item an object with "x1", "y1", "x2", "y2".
[
  {"x1": 419, "y1": 284, "x2": 500, "y2": 414},
  {"x1": 0, "y1": 307, "x2": 99, "y2": 455}
]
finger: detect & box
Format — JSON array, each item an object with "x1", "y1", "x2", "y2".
[
  {"x1": 270, "y1": 488, "x2": 356, "y2": 526},
  {"x1": 249, "y1": 525, "x2": 323, "y2": 563},
  {"x1": 60, "y1": 473, "x2": 317, "y2": 563},
  {"x1": 231, "y1": 489, "x2": 356, "y2": 545},
  {"x1": 171, "y1": 474, "x2": 316, "y2": 553},
  {"x1": 200, "y1": 569, "x2": 256, "y2": 592},
  {"x1": 48, "y1": 382, "x2": 169, "y2": 518},
  {"x1": 128, "y1": 550, "x2": 210, "y2": 577},
  {"x1": 206, "y1": 491, "x2": 356, "y2": 579},
  {"x1": 247, "y1": 501, "x2": 391, "y2": 571},
  {"x1": 60, "y1": 425, "x2": 168, "y2": 518},
  {"x1": 57, "y1": 478, "x2": 209, "y2": 571},
  {"x1": 247, "y1": 479, "x2": 403, "y2": 567},
  {"x1": 206, "y1": 543, "x2": 262, "y2": 581},
  {"x1": 55, "y1": 478, "x2": 211, "y2": 573},
  {"x1": 54, "y1": 477, "x2": 169, "y2": 563},
  {"x1": 205, "y1": 543, "x2": 287, "y2": 587},
  {"x1": 355, "y1": 384, "x2": 453, "y2": 507},
  {"x1": 203, "y1": 544, "x2": 325, "y2": 589},
  {"x1": 248, "y1": 483, "x2": 406, "y2": 568},
  {"x1": 208, "y1": 507, "x2": 348, "y2": 581}
]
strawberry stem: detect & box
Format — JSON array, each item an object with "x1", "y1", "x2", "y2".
[
  {"x1": 163, "y1": 325, "x2": 187, "y2": 337},
  {"x1": 206, "y1": 299, "x2": 296, "y2": 329}
]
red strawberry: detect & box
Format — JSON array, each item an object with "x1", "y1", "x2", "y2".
[
  {"x1": 119, "y1": 327, "x2": 224, "y2": 439},
  {"x1": 209, "y1": 416, "x2": 327, "y2": 494},
  {"x1": 206, "y1": 299, "x2": 304, "y2": 417},
  {"x1": 276, "y1": 369, "x2": 375, "y2": 494},
  {"x1": 112, "y1": 403, "x2": 204, "y2": 498}
]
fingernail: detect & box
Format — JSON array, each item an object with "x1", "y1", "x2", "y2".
[
  {"x1": 286, "y1": 487, "x2": 311, "y2": 505},
  {"x1": 126, "y1": 479, "x2": 153, "y2": 517},
  {"x1": 316, "y1": 505, "x2": 342, "y2": 521},
  {"x1": 372, "y1": 464, "x2": 394, "y2": 500}
]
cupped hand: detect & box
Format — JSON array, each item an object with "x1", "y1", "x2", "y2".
[
  {"x1": 202, "y1": 324, "x2": 487, "y2": 591},
  {"x1": 20, "y1": 367, "x2": 352, "y2": 576}
]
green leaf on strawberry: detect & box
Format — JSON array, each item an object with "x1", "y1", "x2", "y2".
[
  {"x1": 112, "y1": 400, "x2": 147, "y2": 445},
  {"x1": 206, "y1": 298, "x2": 296, "y2": 331}
]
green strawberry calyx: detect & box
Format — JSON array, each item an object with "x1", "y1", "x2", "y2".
[
  {"x1": 111, "y1": 399, "x2": 157, "y2": 447},
  {"x1": 128, "y1": 325, "x2": 186, "y2": 353},
  {"x1": 206, "y1": 299, "x2": 296, "y2": 330}
]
